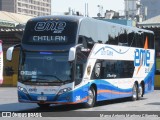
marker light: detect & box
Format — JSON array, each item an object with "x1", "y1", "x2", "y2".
[{"x1": 40, "y1": 52, "x2": 53, "y2": 55}]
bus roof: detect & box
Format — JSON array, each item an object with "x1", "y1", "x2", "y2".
[
  {"x1": 28, "y1": 15, "x2": 83, "y2": 22},
  {"x1": 28, "y1": 15, "x2": 153, "y2": 34}
]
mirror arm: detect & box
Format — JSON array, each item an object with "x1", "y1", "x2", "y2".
[{"x1": 14, "y1": 44, "x2": 21, "y2": 48}]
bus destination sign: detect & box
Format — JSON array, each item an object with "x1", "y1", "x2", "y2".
[{"x1": 32, "y1": 36, "x2": 68, "y2": 43}]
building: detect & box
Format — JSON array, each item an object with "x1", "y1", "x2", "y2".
[
  {"x1": 140, "y1": 0, "x2": 160, "y2": 19},
  {"x1": 0, "y1": 11, "x2": 33, "y2": 86},
  {"x1": 0, "y1": 0, "x2": 51, "y2": 17},
  {"x1": 124, "y1": 0, "x2": 141, "y2": 19}
]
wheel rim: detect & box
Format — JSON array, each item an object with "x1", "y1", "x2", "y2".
[
  {"x1": 132, "y1": 85, "x2": 137, "y2": 99},
  {"x1": 139, "y1": 85, "x2": 143, "y2": 97},
  {"x1": 87, "y1": 89, "x2": 94, "y2": 105}
]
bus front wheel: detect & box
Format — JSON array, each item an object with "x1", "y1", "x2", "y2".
[{"x1": 84, "y1": 87, "x2": 96, "y2": 108}]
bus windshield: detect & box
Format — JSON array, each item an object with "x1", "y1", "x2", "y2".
[{"x1": 19, "y1": 51, "x2": 72, "y2": 83}]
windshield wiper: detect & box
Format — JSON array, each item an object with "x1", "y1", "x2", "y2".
[
  {"x1": 21, "y1": 77, "x2": 47, "y2": 83},
  {"x1": 63, "y1": 80, "x2": 73, "y2": 84},
  {"x1": 21, "y1": 75, "x2": 71, "y2": 84}
]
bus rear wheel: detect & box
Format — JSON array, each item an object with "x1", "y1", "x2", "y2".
[
  {"x1": 84, "y1": 87, "x2": 96, "y2": 108},
  {"x1": 138, "y1": 84, "x2": 143, "y2": 100},
  {"x1": 131, "y1": 83, "x2": 138, "y2": 101}
]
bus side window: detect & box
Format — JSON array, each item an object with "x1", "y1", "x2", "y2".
[
  {"x1": 94, "y1": 63, "x2": 101, "y2": 78},
  {"x1": 91, "y1": 61, "x2": 102, "y2": 79},
  {"x1": 118, "y1": 28, "x2": 128, "y2": 46},
  {"x1": 76, "y1": 64, "x2": 83, "y2": 79},
  {"x1": 75, "y1": 64, "x2": 83, "y2": 86},
  {"x1": 78, "y1": 36, "x2": 83, "y2": 44},
  {"x1": 75, "y1": 47, "x2": 88, "y2": 86},
  {"x1": 139, "y1": 33, "x2": 144, "y2": 48},
  {"x1": 128, "y1": 32, "x2": 136, "y2": 47},
  {"x1": 78, "y1": 36, "x2": 88, "y2": 48}
]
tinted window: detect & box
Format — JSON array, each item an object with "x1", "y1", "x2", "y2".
[
  {"x1": 102, "y1": 60, "x2": 134, "y2": 79},
  {"x1": 129, "y1": 32, "x2": 135, "y2": 47},
  {"x1": 91, "y1": 60, "x2": 134, "y2": 79},
  {"x1": 146, "y1": 33, "x2": 154, "y2": 49},
  {"x1": 118, "y1": 28, "x2": 128, "y2": 46},
  {"x1": 22, "y1": 21, "x2": 78, "y2": 45},
  {"x1": 19, "y1": 51, "x2": 72, "y2": 83},
  {"x1": 75, "y1": 47, "x2": 89, "y2": 85}
]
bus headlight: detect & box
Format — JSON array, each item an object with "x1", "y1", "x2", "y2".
[
  {"x1": 58, "y1": 87, "x2": 72, "y2": 95},
  {"x1": 18, "y1": 86, "x2": 28, "y2": 94}
]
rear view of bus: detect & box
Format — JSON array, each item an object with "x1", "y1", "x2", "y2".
[{"x1": 0, "y1": 40, "x2": 3, "y2": 84}]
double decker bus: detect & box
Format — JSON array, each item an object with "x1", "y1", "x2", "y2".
[
  {"x1": 6, "y1": 15, "x2": 155, "y2": 108},
  {"x1": 0, "y1": 40, "x2": 3, "y2": 84}
]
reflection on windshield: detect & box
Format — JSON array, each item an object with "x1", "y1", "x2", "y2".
[{"x1": 19, "y1": 51, "x2": 72, "y2": 83}]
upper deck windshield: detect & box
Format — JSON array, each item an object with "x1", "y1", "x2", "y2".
[
  {"x1": 19, "y1": 51, "x2": 72, "y2": 83},
  {"x1": 22, "y1": 20, "x2": 78, "y2": 45}
]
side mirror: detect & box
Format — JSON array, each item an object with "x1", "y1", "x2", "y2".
[
  {"x1": 6, "y1": 46, "x2": 14, "y2": 61},
  {"x1": 6, "y1": 44, "x2": 20, "y2": 61},
  {"x1": 68, "y1": 47, "x2": 76, "y2": 62},
  {"x1": 68, "y1": 44, "x2": 82, "y2": 62}
]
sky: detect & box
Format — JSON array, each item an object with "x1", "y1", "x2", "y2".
[{"x1": 52, "y1": 0, "x2": 125, "y2": 17}]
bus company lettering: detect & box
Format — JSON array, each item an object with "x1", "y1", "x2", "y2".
[
  {"x1": 34, "y1": 21, "x2": 66, "y2": 33},
  {"x1": 33, "y1": 36, "x2": 67, "y2": 43},
  {"x1": 28, "y1": 88, "x2": 37, "y2": 92},
  {"x1": 107, "y1": 74, "x2": 117, "y2": 78},
  {"x1": 134, "y1": 49, "x2": 150, "y2": 67},
  {"x1": 21, "y1": 71, "x2": 37, "y2": 76},
  {"x1": 101, "y1": 49, "x2": 113, "y2": 56}
]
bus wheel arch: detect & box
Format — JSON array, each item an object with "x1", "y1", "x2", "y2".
[{"x1": 84, "y1": 84, "x2": 97, "y2": 108}]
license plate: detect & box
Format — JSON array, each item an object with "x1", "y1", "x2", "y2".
[{"x1": 37, "y1": 96, "x2": 47, "y2": 101}]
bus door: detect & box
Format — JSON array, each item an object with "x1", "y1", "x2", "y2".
[{"x1": 74, "y1": 46, "x2": 88, "y2": 98}]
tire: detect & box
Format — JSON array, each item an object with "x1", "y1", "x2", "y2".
[
  {"x1": 138, "y1": 84, "x2": 143, "y2": 100},
  {"x1": 131, "y1": 83, "x2": 138, "y2": 101},
  {"x1": 37, "y1": 103, "x2": 50, "y2": 108},
  {"x1": 84, "y1": 87, "x2": 96, "y2": 108}
]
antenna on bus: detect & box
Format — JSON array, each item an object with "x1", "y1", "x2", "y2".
[{"x1": 85, "y1": 2, "x2": 89, "y2": 17}]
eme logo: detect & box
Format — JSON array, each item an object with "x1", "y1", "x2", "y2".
[
  {"x1": 134, "y1": 49, "x2": 150, "y2": 67},
  {"x1": 34, "y1": 21, "x2": 66, "y2": 33},
  {"x1": 134, "y1": 36, "x2": 151, "y2": 75}
]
